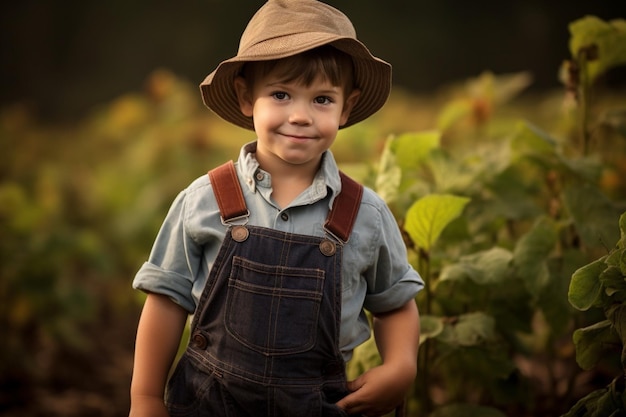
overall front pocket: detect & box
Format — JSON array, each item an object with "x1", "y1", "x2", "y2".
[
  {"x1": 165, "y1": 355, "x2": 216, "y2": 416},
  {"x1": 225, "y1": 256, "x2": 325, "y2": 355}
]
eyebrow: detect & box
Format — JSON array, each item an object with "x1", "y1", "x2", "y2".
[{"x1": 264, "y1": 81, "x2": 342, "y2": 95}]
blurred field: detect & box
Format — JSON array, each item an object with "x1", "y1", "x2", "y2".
[{"x1": 1, "y1": 53, "x2": 625, "y2": 416}]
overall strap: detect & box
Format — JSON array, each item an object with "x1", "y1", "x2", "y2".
[
  {"x1": 208, "y1": 160, "x2": 248, "y2": 222},
  {"x1": 208, "y1": 161, "x2": 364, "y2": 242},
  {"x1": 324, "y1": 172, "x2": 363, "y2": 243}
]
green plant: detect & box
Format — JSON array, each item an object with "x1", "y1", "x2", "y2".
[
  {"x1": 2, "y1": 14, "x2": 625, "y2": 417},
  {"x1": 563, "y1": 212, "x2": 626, "y2": 416},
  {"x1": 559, "y1": 16, "x2": 626, "y2": 155},
  {"x1": 347, "y1": 14, "x2": 626, "y2": 417}
]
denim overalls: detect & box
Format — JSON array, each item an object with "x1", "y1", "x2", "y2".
[{"x1": 165, "y1": 161, "x2": 363, "y2": 417}]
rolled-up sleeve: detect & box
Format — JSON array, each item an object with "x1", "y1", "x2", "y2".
[
  {"x1": 363, "y1": 201, "x2": 424, "y2": 314},
  {"x1": 132, "y1": 190, "x2": 200, "y2": 313}
]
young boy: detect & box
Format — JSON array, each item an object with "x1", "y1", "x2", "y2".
[{"x1": 129, "y1": 1, "x2": 423, "y2": 416}]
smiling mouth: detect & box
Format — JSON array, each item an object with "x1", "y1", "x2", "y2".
[{"x1": 280, "y1": 132, "x2": 315, "y2": 140}]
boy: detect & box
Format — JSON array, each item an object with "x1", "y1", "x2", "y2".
[{"x1": 129, "y1": 1, "x2": 423, "y2": 416}]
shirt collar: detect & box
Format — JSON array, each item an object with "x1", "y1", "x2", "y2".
[{"x1": 236, "y1": 141, "x2": 343, "y2": 209}]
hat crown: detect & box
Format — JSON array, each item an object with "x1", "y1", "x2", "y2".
[
  {"x1": 239, "y1": 0, "x2": 357, "y2": 54},
  {"x1": 200, "y1": 0, "x2": 391, "y2": 131}
]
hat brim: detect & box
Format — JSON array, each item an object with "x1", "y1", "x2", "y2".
[{"x1": 200, "y1": 36, "x2": 391, "y2": 131}]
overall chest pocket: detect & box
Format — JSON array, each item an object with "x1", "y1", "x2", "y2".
[{"x1": 226, "y1": 256, "x2": 325, "y2": 355}]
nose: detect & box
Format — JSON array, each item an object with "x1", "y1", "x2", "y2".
[{"x1": 288, "y1": 101, "x2": 312, "y2": 125}]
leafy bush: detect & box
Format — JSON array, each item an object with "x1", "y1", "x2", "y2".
[
  {"x1": 1, "y1": 15, "x2": 625, "y2": 417},
  {"x1": 564, "y1": 212, "x2": 626, "y2": 416},
  {"x1": 347, "y1": 15, "x2": 626, "y2": 417}
]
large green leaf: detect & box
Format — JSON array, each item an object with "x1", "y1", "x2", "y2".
[
  {"x1": 569, "y1": 16, "x2": 626, "y2": 85},
  {"x1": 601, "y1": 212, "x2": 626, "y2": 277},
  {"x1": 437, "y1": 312, "x2": 497, "y2": 347},
  {"x1": 454, "y1": 312, "x2": 497, "y2": 347},
  {"x1": 513, "y1": 216, "x2": 558, "y2": 293},
  {"x1": 376, "y1": 131, "x2": 441, "y2": 206},
  {"x1": 375, "y1": 136, "x2": 401, "y2": 204},
  {"x1": 563, "y1": 184, "x2": 621, "y2": 250},
  {"x1": 437, "y1": 99, "x2": 472, "y2": 131},
  {"x1": 559, "y1": 155, "x2": 604, "y2": 184},
  {"x1": 560, "y1": 384, "x2": 621, "y2": 417},
  {"x1": 420, "y1": 314, "x2": 444, "y2": 345},
  {"x1": 541, "y1": 249, "x2": 585, "y2": 336},
  {"x1": 605, "y1": 248, "x2": 626, "y2": 279},
  {"x1": 428, "y1": 149, "x2": 488, "y2": 194},
  {"x1": 439, "y1": 247, "x2": 513, "y2": 286},
  {"x1": 486, "y1": 164, "x2": 543, "y2": 220},
  {"x1": 510, "y1": 121, "x2": 557, "y2": 160},
  {"x1": 569, "y1": 258, "x2": 607, "y2": 311},
  {"x1": 390, "y1": 130, "x2": 441, "y2": 172},
  {"x1": 438, "y1": 263, "x2": 481, "y2": 284},
  {"x1": 572, "y1": 320, "x2": 619, "y2": 370},
  {"x1": 606, "y1": 304, "x2": 626, "y2": 368},
  {"x1": 600, "y1": 265, "x2": 626, "y2": 299},
  {"x1": 405, "y1": 194, "x2": 470, "y2": 251}
]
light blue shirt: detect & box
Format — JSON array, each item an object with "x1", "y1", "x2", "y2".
[{"x1": 133, "y1": 141, "x2": 423, "y2": 360}]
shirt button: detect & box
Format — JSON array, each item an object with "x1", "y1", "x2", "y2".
[
  {"x1": 255, "y1": 171, "x2": 264, "y2": 181},
  {"x1": 280, "y1": 213, "x2": 289, "y2": 221}
]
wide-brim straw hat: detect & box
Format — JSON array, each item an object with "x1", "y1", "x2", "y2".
[{"x1": 200, "y1": 0, "x2": 392, "y2": 130}]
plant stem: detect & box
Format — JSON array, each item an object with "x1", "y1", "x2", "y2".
[{"x1": 577, "y1": 46, "x2": 595, "y2": 156}]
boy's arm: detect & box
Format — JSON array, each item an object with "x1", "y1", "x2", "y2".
[
  {"x1": 129, "y1": 293, "x2": 188, "y2": 417},
  {"x1": 337, "y1": 300, "x2": 420, "y2": 416}
]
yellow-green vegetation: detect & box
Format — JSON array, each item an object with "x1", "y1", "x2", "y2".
[{"x1": 1, "y1": 15, "x2": 625, "y2": 417}]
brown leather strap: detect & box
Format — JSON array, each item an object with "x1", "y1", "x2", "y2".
[
  {"x1": 208, "y1": 161, "x2": 363, "y2": 241},
  {"x1": 324, "y1": 172, "x2": 363, "y2": 243},
  {"x1": 208, "y1": 160, "x2": 248, "y2": 222}
]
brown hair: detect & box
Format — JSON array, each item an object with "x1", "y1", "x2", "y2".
[{"x1": 240, "y1": 45, "x2": 355, "y2": 97}]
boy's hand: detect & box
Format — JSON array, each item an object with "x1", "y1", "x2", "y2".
[
  {"x1": 336, "y1": 362, "x2": 413, "y2": 416},
  {"x1": 338, "y1": 300, "x2": 420, "y2": 416}
]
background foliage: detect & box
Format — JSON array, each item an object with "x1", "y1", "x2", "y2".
[
  {"x1": 1, "y1": 13, "x2": 626, "y2": 417},
  {"x1": 1, "y1": 1, "x2": 624, "y2": 123}
]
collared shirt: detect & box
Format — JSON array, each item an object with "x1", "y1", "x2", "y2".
[{"x1": 133, "y1": 141, "x2": 423, "y2": 360}]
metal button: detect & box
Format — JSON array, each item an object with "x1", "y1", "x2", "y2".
[
  {"x1": 231, "y1": 225, "x2": 249, "y2": 242},
  {"x1": 280, "y1": 213, "x2": 289, "y2": 221},
  {"x1": 319, "y1": 239, "x2": 336, "y2": 256},
  {"x1": 191, "y1": 332, "x2": 208, "y2": 350}
]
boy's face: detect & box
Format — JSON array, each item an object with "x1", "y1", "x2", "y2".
[{"x1": 234, "y1": 67, "x2": 360, "y2": 174}]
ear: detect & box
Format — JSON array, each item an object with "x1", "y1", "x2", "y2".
[
  {"x1": 234, "y1": 76, "x2": 254, "y2": 117},
  {"x1": 339, "y1": 89, "x2": 361, "y2": 126}
]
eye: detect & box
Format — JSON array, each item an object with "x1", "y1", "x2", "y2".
[
  {"x1": 314, "y1": 96, "x2": 332, "y2": 105},
  {"x1": 272, "y1": 91, "x2": 289, "y2": 101}
]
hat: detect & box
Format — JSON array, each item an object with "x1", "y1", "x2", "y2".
[{"x1": 199, "y1": 0, "x2": 392, "y2": 130}]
